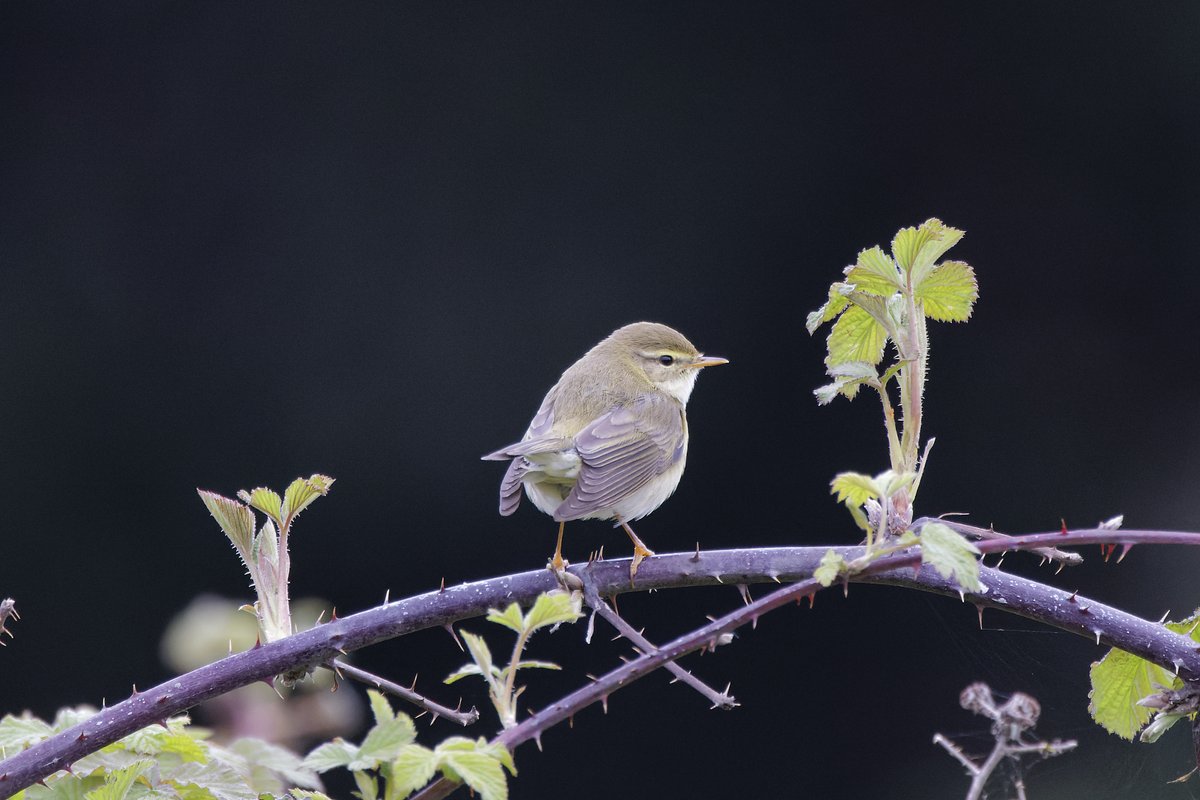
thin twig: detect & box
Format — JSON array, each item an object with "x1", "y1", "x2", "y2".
[
  {"x1": 581, "y1": 582, "x2": 737, "y2": 710},
  {"x1": 928, "y1": 518, "x2": 1083, "y2": 567},
  {"x1": 324, "y1": 659, "x2": 479, "y2": 727}
]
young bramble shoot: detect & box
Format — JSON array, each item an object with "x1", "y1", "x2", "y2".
[
  {"x1": 302, "y1": 690, "x2": 516, "y2": 800},
  {"x1": 446, "y1": 591, "x2": 583, "y2": 731},
  {"x1": 811, "y1": 219, "x2": 979, "y2": 570},
  {"x1": 198, "y1": 474, "x2": 334, "y2": 649}
]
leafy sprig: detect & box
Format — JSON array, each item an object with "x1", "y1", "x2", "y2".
[
  {"x1": 302, "y1": 690, "x2": 516, "y2": 800},
  {"x1": 198, "y1": 475, "x2": 335, "y2": 649},
  {"x1": 445, "y1": 591, "x2": 583, "y2": 730}
]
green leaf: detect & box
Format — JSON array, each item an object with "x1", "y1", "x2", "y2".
[
  {"x1": 437, "y1": 741, "x2": 510, "y2": 800},
  {"x1": 892, "y1": 218, "x2": 963, "y2": 283},
  {"x1": 918, "y1": 522, "x2": 981, "y2": 592},
  {"x1": 165, "y1": 760, "x2": 258, "y2": 800},
  {"x1": 1140, "y1": 712, "x2": 1184, "y2": 743},
  {"x1": 459, "y1": 631, "x2": 495, "y2": 681},
  {"x1": 814, "y1": 362, "x2": 880, "y2": 405},
  {"x1": 357, "y1": 714, "x2": 417, "y2": 768},
  {"x1": 830, "y1": 472, "x2": 880, "y2": 506},
  {"x1": 302, "y1": 739, "x2": 360, "y2": 772},
  {"x1": 523, "y1": 591, "x2": 582, "y2": 632},
  {"x1": 236, "y1": 488, "x2": 282, "y2": 525},
  {"x1": 510, "y1": 660, "x2": 561, "y2": 672},
  {"x1": 252, "y1": 518, "x2": 278, "y2": 569},
  {"x1": 0, "y1": 713, "x2": 54, "y2": 750},
  {"x1": 443, "y1": 664, "x2": 485, "y2": 684},
  {"x1": 197, "y1": 491, "x2": 256, "y2": 563},
  {"x1": 122, "y1": 727, "x2": 207, "y2": 763},
  {"x1": 367, "y1": 690, "x2": 394, "y2": 726},
  {"x1": 290, "y1": 792, "x2": 335, "y2": 800},
  {"x1": 805, "y1": 284, "x2": 851, "y2": 335},
  {"x1": 844, "y1": 500, "x2": 873, "y2": 535},
  {"x1": 1087, "y1": 613, "x2": 1200, "y2": 740},
  {"x1": 813, "y1": 379, "x2": 860, "y2": 405},
  {"x1": 84, "y1": 759, "x2": 153, "y2": 800},
  {"x1": 916, "y1": 260, "x2": 978, "y2": 322},
  {"x1": 485, "y1": 603, "x2": 525, "y2": 635},
  {"x1": 353, "y1": 770, "x2": 379, "y2": 800},
  {"x1": 226, "y1": 737, "x2": 321, "y2": 792},
  {"x1": 813, "y1": 549, "x2": 845, "y2": 588},
  {"x1": 844, "y1": 246, "x2": 901, "y2": 295},
  {"x1": 388, "y1": 745, "x2": 439, "y2": 799},
  {"x1": 825, "y1": 304, "x2": 888, "y2": 366},
  {"x1": 1088, "y1": 648, "x2": 1178, "y2": 739},
  {"x1": 280, "y1": 474, "x2": 335, "y2": 528}
]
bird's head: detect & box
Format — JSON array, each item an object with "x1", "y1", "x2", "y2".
[{"x1": 607, "y1": 322, "x2": 728, "y2": 404}]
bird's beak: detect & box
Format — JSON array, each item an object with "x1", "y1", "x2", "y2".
[{"x1": 689, "y1": 355, "x2": 729, "y2": 369}]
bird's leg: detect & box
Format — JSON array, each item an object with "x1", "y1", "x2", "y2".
[
  {"x1": 615, "y1": 514, "x2": 655, "y2": 579},
  {"x1": 549, "y1": 520, "x2": 567, "y2": 573}
]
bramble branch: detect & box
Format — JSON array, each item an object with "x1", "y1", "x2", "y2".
[{"x1": 3, "y1": 528, "x2": 1200, "y2": 796}]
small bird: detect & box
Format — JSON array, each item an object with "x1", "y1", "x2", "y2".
[{"x1": 482, "y1": 322, "x2": 728, "y2": 578}]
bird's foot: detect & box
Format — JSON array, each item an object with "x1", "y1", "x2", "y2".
[{"x1": 629, "y1": 542, "x2": 655, "y2": 581}]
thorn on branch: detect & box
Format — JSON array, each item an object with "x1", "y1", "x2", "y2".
[{"x1": 445, "y1": 624, "x2": 463, "y2": 651}]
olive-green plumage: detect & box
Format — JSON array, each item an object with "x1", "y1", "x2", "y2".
[{"x1": 483, "y1": 322, "x2": 727, "y2": 573}]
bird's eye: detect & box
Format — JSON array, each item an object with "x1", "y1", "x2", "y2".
[{"x1": 658, "y1": 355, "x2": 675, "y2": 366}]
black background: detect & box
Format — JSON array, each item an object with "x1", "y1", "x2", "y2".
[{"x1": 3, "y1": 3, "x2": 1200, "y2": 798}]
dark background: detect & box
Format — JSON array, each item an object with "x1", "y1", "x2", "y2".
[{"x1": 3, "y1": 3, "x2": 1200, "y2": 798}]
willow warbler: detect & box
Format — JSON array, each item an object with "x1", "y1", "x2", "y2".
[{"x1": 482, "y1": 322, "x2": 727, "y2": 577}]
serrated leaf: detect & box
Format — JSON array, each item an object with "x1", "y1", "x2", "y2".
[
  {"x1": 827, "y1": 361, "x2": 878, "y2": 381},
  {"x1": 805, "y1": 284, "x2": 851, "y2": 335},
  {"x1": 485, "y1": 603, "x2": 525, "y2": 635},
  {"x1": 919, "y1": 522, "x2": 981, "y2": 592},
  {"x1": 813, "y1": 380, "x2": 849, "y2": 405},
  {"x1": 844, "y1": 246, "x2": 902, "y2": 295},
  {"x1": 830, "y1": 472, "x2": 880, "y2": 506},
  {"x1": 892, "y1": 218, "x2": 963, "y2": 282},
  {"x1": 826, "y1": 304, "x2": 888, "y2": 366},
  {"x1": 389, "y1": 745, "x2": 439, "y2": 799},
  {"x1": 845, "y1": 500, "x2": 873, "y2": 535},
  {"x1": 357, "y1": 715, "x2": 416, "y2": 768},
  {"x1": 523, "y1": 591, "x2": 582, "y2": 632},
  {"x1": 0, "y1": 713, "x2": 54, "y2": 750},
  {"x1": 26, "y1": 773, "x2": 101, "y2": 800},
  {"x1": 227, "y1": 737, "x2": 320, "y2": 791},
  {"x1": 280, "y1": 474, "x2": 335, "y2": 528},
  {"x1": 367, "y1": 690, "x2": 394, "y2": 726},
  {"x1": 353, "y1": 770, "x2": 379, "y2": 800},
  {"x1": 236, "y1": 488, "x2": 282, "y2": 525},
  {"x1": 813, "y1": 549, "x2": 845, "y2": 587},
  {"x1": 916, "y1": 260, "x2": 977, "y2": 322},
  {"x1": 84, "y1": 759, "x2": 153, "y2": 800},
  {"x1": 121, "y1": 727, "x2": 207, "y2": 763},
  {"x1": 166, "y1": 760, "x2": 257, "y2": 800},
  {"x1": 197, "y1": 491, "x2": 255, "y2": 563},
  {"x1": 459, "y1": 631, "x2": 495, "y2": 680},
  {"x1": 438, "y1": 747, "x2": 508, "y2": 800},
  {"x1": 1088, "y1": 648, "x2": 1178, "y2": 739},
  {"x1": 290, "y1": 792, "x2": 334, "y2": 800},
  {"x1": 443, "y1": 664, "x2": 485, "y2": 684},
  {"x1": 302, "y1": 739, "x2": 360, "y2": 772}
]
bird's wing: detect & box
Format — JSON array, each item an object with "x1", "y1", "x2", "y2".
[
  {"x1": 481, "y1": 387, "x2": 560, "y2": 461},
  {"x1": 553, "y1": 396, "x2": 685, "y2": 521},
  {"x1": 485, "y1": 388, "x2": 568, "y2": 516}
]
